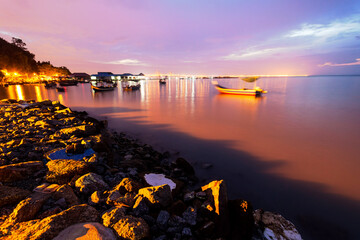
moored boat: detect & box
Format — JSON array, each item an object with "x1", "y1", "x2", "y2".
[
  {"x1": 159, "y1": 76, "x2": 167, "y2": 84},
  {"x1": 91, "y1": 80, "x2": 116, "y2": 92},
  {"x1": 212, "y1": 81, "x2": 267, "y2": 96},
  {"x1": 123, "y1": 84, "x2": 141, "y2": 91}
]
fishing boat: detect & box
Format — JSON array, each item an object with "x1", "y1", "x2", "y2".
[
  {"x1": 122, "y1": 80, "x2": 140, "y2": 91},
  {"x1": 212, "y1": 81, "x2": 267, "y2": 96},
  {"x1": 123, "y1": 84, "x2": 141, "y2": 91},
  {"x1": 91, "y1": 81, "x2": 116, "y2": 92},
  {"x1": 59, "y1": 76, "x2": 78, "y2": 86}
]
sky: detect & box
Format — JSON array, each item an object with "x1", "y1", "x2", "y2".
[{"x1": 0, "y1": 0, "x2": 359, "y2": 75}]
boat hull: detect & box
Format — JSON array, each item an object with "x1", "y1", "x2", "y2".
[
  {"x1": 214, "y1": 85, "x2": 266, "y2": 96},
  {"x1": 91, "y1": 85, "x2": 115, "y2": 92}
]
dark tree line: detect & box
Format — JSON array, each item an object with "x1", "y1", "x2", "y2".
[{"x1": 0, "y1": 37, "x2": 71, "y2": 76}]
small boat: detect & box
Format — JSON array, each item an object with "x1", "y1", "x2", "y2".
[
  {"x1": 91, "y1": 81, "x2": 116, "y2": 92},
  {"x1": 45, "y1": 82, "x2": 57, "y2": 88},
  {"x1": 123, "y1": 84, "x2": 141, "y2": 91},
  {"x1": 56, "y1": 86, "x2": 65, "y2": 92},
  {"x1": 212, "y1": 81, "x2": 267, "y2": 96},
  {"x1": 159, "y1": 76, "x2": 167, "y2": 84}
]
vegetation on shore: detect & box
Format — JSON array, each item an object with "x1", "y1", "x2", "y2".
[{"x1": 0, "y1": 37, "x2": 71, "y2": 80}]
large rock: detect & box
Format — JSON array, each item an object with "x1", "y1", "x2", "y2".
[
  {"x1": 53, "y1": 184, "x2": 80, "y2": 207},
  {"x1": 201, "y1": 180, "x2": 230, "y2": 238},
  {"x1": 1, "y1": 204, "x2": 100, "y2": 240},
  {"x1": 135, "y1": 184, "x2": 173, "y2": 208},
  {"x1": 0, "y1": 161, "x2": 44, "y2": 182},
  {"x1": 112, "y1": 215, "x2": 150, "y2": 240},
  {"x1": 53, "y1": 222, "x2": 117, "y2": 240},
  {"x1": 0, "y1": 185, "x2": 31, "y2": 207},
  {"x1": 46, "y1": 159, "x2": 90, "y2": 184},
  {"x1": 102, "y1": 207, "x2": 127, "y2": 227},
  {"x1": 7, "y1": 192, "x2": 52, "y2": 223},
  {"x1": 253, "y1": 209, "x2": 302, "y2": 240},
  {"x1": 75, "y1": 172, "x2": 109, "y2": 195},
  {"x1": 114, "y1": 178, "x2": 141, "y2": 195},
  {"x1": 228, "y1": 199, "x2": 254, "y2": 240},
  {"x1": 57, "y1": 125, "x2": 97, "y2": 138}
]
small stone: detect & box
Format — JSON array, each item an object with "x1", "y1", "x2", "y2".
[
  {"x1": 182, "y1": 227, "x2": 192, "y2": 237},
  {"x1": 182, "y1": 207, "x2": 197, "y2": 226},
  {"x1": 184, "y1": 191, "x2": 195, "y2": 202},
  {"x1": 196, "y1": 191, "x2": 207, "y2": 200},
  {"x1": 156, "y1": 210, "x2": 170, "y2": 229}
]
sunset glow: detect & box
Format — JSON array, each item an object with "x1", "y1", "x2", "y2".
[{"x1": 1, "y1": 0, "x2": 359, "y2": 75}]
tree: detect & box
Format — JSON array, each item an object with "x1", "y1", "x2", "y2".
[{"x1": 11, "y1": 37, "x2": 27, "y2": 50}]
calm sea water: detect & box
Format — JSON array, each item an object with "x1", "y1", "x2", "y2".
[{"x1": 1, "y1": 76, "x2": 360, "y2": 239}]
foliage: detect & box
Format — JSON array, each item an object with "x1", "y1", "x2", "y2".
[
  {"x1": 0, "y1": 37, "x2": 71, "y2": 76},
  {"x1": 38, "y1": 61, "x2": 71, "y2": 76},
  {"x1": 0, "y1": 37, "x2": 38, "y2": 74},
  {"x1": 11, "y1": 37, "x2": 27, "y2": 50}
]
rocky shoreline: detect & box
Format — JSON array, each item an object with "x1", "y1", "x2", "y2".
[{"x1": 0, "y1": 99, "x2": 302, "y2": 240}]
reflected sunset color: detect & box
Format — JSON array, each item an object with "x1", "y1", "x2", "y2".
[{"x1": 1, "y1": 77, "x2": 359, "y2": 202}]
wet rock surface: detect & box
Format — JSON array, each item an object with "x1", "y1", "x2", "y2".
[{"x1": 0, "y1": 99, "x2": 303, "y2": 240}]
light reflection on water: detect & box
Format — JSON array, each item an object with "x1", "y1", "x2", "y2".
[{"x1": 1, "y1": 77, "x2": 360, "y2": 202}]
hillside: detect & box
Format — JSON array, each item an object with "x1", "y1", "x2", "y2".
[{"x1": 0, "y1": 37, "x2": 71, "y2": 78}]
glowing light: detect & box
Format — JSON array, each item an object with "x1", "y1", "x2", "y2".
[
  {"x1": 15, "y1": 85, "x2": 24, "y2": 100},
  {"x1": 35, "y1": 86, "x2": 43, "y2": 102}
]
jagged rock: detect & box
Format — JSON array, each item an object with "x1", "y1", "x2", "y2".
[
  {"x1": 132, "y1": 197, "x2": 149, "y2": 216},
  {"x1": 112, "y1": 215, "x2": 150, "y2": 240},
  {"x1": 106, "y1": 190, "x2": 122, "y2": 206},
  {"x1": 114, "y1": 177, "x2": 141, "y2": 195},
  {"x1": 57, "y1": 125, "x2": 97, "y2": 138},
  {"x1": 37, "y1": 206, "x2": 62, "y2": 219},
  {"x1": 182, "y1": 207, "x2": 197, "y2": 226},
  {"x1": 53, "y1": 222, "x2": 117, "y2": 240},
  {"x1": 135, "y1": 184, "x2": 173, "y2": 208},
  {"x1": 102, "y1": 207, "x2": 127, "y2": 227},
  {"x1": 174, "y1": 157, "x2": 195, "y2": 175},
  {"x1": 33, "y1": 183, "x2": 61, "y2": 193},
  {"x1": 46, "y1": 159, "x2": 90, "y2": 184},
  {"x1": 228, "y1": 199, "x2": 254, "y2": 240},
  {"x1": 7, "y1": 192, "x2": 52, "y2": 223},
  {"x1": 0, "y1": 161, "x2": 43, "y2": 182},
  {"x1": 65, "y1": 143, "x2": 86, "y2": 154},
  {"x1": 1, "y1": 204, "x2": 99, "y2": 240},
  {"x1": 168, "y1": 200, "x2": 187, "y2": 216},
  {"x1": 0, "y1": 185, "x2": 31, "y2": 207},
  {"x1": 53, "y1": 184, "x2": 80, "y2": 207},
  {"x1": 184, "y1": 191, "x2": 195, "y2": 202},
  {"x1": 156, "y1": 210, "x2": 170, "y2": 229},
  {"x1": 182, "y1": 227, "x2": 192, "y2": 237},
  {"x1": 253, "y1": 209, "x2": 302, "y2": 240},
  {"x1": 75, "y1": 172, "x2": 109, "y2": 195},
  {"x1": 201, "y1": 179, "x2": 230, "y2": 237},
  {"x1": 89, "y1": 191, "x2": 106, "y2": 205}
]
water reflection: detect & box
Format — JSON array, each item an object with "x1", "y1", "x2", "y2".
[{"x1": 0, "y1": 78, "x2": 359, "y2": 203}]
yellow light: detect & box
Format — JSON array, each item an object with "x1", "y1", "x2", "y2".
[
  {"x1": 16, "y1": 85, "x2": 24, "y2": 100},
  {"x1": 35, "y1": 86, "x2": 42, "y2": 102}
]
